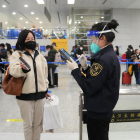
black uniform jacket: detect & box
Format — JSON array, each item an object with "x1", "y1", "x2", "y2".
[{"x1": 72, "y1": 45, "x2": 120, "y2": 118}]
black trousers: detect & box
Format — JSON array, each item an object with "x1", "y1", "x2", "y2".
[
  {"x1": 48, "y1": 67, "x2": 55, "y2": 87},
  {"x1": 87, "y1": 117, "x2": 111, "y2": 140}
]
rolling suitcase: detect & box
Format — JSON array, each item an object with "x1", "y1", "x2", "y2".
[{"x1": 122, "y1": 71, "x2": 131, "y2": 85}]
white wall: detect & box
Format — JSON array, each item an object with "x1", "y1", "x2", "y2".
[
  {"x1": 112, "y1": 8, "x2": 140, "y2": 55},
  {"x1": 0, "y1": 39, "x2": 75, "y2": 54}
]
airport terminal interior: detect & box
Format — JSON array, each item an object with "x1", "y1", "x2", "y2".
[{"x1": 1, "y1": 0, "x2": 140, "y2": 140}]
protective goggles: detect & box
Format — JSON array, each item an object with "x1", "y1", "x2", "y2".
[{"x1": 87, "y1": 30, "x2": 112, "y2": 37}]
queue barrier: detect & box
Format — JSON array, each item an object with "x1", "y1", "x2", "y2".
[
  {"x1": 0, "y1": 61, "x2": 140, "y2": 65},
  {"x1": 79, "y1": 92, "x2": 140, "y2": 140}
]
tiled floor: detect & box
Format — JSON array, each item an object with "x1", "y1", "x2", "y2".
[{"x1": 0, "y1": 64, "x2": 140, "y2": 139}]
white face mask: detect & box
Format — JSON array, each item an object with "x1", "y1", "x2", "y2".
[
  {"x1": 80, "y1": 47, "x2": 83, "y2": 50},
  {"x1": 5, "y1": 47, "x2": 7, "y2": 50},
  {"x1": 36, "y1": 47, "x2": 39, "y2": 50}
]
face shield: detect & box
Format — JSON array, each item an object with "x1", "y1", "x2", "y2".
[{"x1": 87, "y1": 25, "x2": 112, "y2": 54}]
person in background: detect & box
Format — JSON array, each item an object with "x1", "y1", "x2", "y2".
[
  {"x1": 135, "y1": 49, "x2": 140, "y2": 59},
  {"x1": 114, "y1": 46, "x2": 119, "y2": 57},
  {"x1": 126, "y1": 45, "x2": 133, "y2": 60},
  {"x1": 5, "y1": 43, "x2": 14, "y2": 68},
  {"x1": 36, "y1": 43, "x2": 40, "y2": 51},
  {"x1": 5, "y1": 43, "x2": 14, "y2": 62},
  {"x1": 71, "y1": 46, "x2": 75, "y2": 57},
  {"x1": 76, "y1": 44, "x2": 85, "y2": 58},
  {"x1": 0, "y1": 43, "x2": 7, "y2": 59},
  {"x1": 139, "y1": 45, "x2": 140, "y2": 51},
  {"x1": 46, "y1": 45, "x2": 57, "y2": 88},
  {"x1": 52, "y1": 42, "x2": 56, "y2": 49}
]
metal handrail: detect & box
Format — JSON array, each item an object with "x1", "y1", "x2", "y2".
[{"x1": 79, "y1": 91, "x2": 140, "y2": 140}]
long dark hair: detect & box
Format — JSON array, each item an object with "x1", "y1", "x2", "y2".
[
  {"x1": 6, "y1": 43, "x2": 13, "y2": 55},
  {"x1": 90, "y1": 19, "x2": 119, "y2": 43},
  {"x1": 16, "y1": 30, "x2": 36, "y2": 51}
]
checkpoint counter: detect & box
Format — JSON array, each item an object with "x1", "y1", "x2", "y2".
[{"x1": 79, "y1": 89, "x2": 140, "y2": 140}]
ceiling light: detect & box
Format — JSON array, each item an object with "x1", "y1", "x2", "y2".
[
  {"x1": 78, "y1": 22, "x2": 81, "y2": 24},
  {"x1": 26, "y1": 22, "x2": 28, "y2": 24},
  {"x1": 101, "y1": 16, "x2": 104, "y2": 19},
  {"x1": 31, "y1": 12, "x2": 34, "y2": 15},
  {"x1": 5, "y1": 22, "x2": 8, "y2": 24},
  {"x1": 24, "y1": 5, "x2": 28, "y2": 7},
  {"x1": 68, "y1": 0, "x2": 75, "y2": 4},
  {"x1": 36, "y1": 0, "x2": 45, "y2": 4},
  {"x1": 2, "y1": 5, "x2": 6, "y2": 8},
  {"x1": 24, "y1": 27, "x2": 26, "y2": 29},
  {"x1": 12, "y1": 12, "x2": 16, "y2": 15},
  {"x1": 81, "y1": 16, "x2": 83, "y2": 18},
  {"x1": 95, "y1": 22, "x2": 98, "y2": 24},
  {"x1": 7, "y1": 27, "x2": 9, "y2": 29},
  {"x1": 40, "y1": 27, "x2": 43, "y2": 29},
  {"x1": 75, "y1": 22, "x2": 77, "y2": 24},
  {"x1": 36, "y1": 18, "x2": 39, "y2": 20},
  {"x1": 75, "y1": 27, "x2": 76, "y2": 28},
  {"x1": 39, "y1": 21, "x2": 42, "y2": 24},
  {"x1": 42, "y1": 29, "x2": 44, "y2": 30},
  {"x1": 20, "y1": 18, "x2": 23, "y2": 20}
]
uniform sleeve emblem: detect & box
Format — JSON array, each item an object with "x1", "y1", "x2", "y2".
[{"x1": 90, "y1": 63, "x2": 103, "y2": 76}]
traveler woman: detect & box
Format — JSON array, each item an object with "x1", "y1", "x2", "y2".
[
  {"x1": 66, "y1": 19, "x2": 120, "y2": 140},
  {"x1": 9, "y1": 30, "x2": 50, "y2": 140}
]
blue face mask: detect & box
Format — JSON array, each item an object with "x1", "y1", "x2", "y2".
[{"x1": 90, "y1": 42, "x2": 100, "y2": 54}]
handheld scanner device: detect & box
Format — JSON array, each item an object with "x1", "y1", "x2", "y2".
[
  {"x1": 19, "y1": 57, "x2": 31, "y2": 70},
  {"x1": 59, "y1": 48, "x2": 75, "y2": 62}
]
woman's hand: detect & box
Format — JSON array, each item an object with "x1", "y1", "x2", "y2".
[
  {"x1": 46, "y1": 93, "x2": 51, "y2": 99},
  {"x1": 20, "y1": 62, "x2": 28, "y2": 70}
]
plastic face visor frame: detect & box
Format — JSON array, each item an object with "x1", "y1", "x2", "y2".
[{"x1": 87, "y1": 30, "x2": 112, "y2": 37}]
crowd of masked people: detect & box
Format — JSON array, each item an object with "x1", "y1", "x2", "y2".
[{"x1": 113, "y1": 45, "x2": 140, "y2": 85}]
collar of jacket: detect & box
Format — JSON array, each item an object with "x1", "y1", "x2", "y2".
[
  {"x1": 24, "y1": 50, "x2": 39, "y2": 59},
  {"x1": 91, "y1": 44, "x2": 114, "y2": 60}
]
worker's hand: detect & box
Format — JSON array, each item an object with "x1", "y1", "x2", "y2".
[
  {"x1": 76, "y1": 54, "x2": 88, "y2": 70},
  {"x1": 66, "y1": 58, "x2": 78, "y2": 71}
]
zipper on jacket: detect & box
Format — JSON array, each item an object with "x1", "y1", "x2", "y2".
[
  {"x1": 24, "y1": 50, "x2": 39, "y2": 94},
  {"x1": 27, "y1": 51, "x2": 38, "y2": 93}
]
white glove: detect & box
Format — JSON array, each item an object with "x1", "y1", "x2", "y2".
[
  {"x1": 66, "y1": 58, "x2": 78, "y2": 71},
  {"x1": 76, "y1": 54, "x2": 88, "y2": 70}
]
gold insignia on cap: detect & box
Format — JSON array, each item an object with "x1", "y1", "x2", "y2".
[{"x1": 90, "y1": 63, "x2": 103, "y2": 76}]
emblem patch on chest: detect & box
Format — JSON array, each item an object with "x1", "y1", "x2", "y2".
[{"x1": 90, "y1": 63, "x2": 103, "y2": 76}]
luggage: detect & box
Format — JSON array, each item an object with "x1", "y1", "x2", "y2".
[
  {"x1": 121, "y1": 53, "x2": 127, "y2": 62},
  {"x1": 43, "y1": 95, "x2": 63, "y2": 131},
  {"x1": 122, "y1": 71, "x2": 131, "y2": 85}
]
